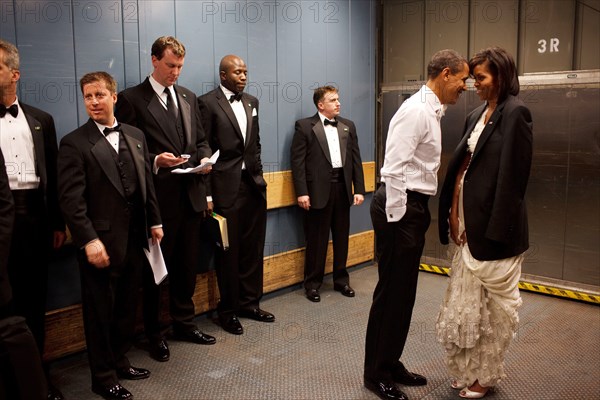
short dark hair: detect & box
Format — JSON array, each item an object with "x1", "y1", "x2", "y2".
[
  {"x1": 313, "y1": 85, "x2": 338, "y2": 108},
  {"x1": 151, "y1": 36, "x2": 186, "y2": 60},
  {"x1": 469, "y1": 47, "x2": 519, "y2": 102},
  {"x1": 0, "y1": 39, "x2": 20, "y2": 70},
  {"x1": 79, "y1": 71, "x2": 117, "y2": 94},
  {"x1": 427, "y1": 49, "x2": 467, "y2": 79}
]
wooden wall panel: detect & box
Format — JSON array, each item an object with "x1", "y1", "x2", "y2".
[{"x1": 265, "y1": 162, "x2": 376, "y2": 210}]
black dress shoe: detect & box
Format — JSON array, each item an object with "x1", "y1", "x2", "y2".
[
  {"x1": 364, "y1": 379, "x2": 408, "y2": 400},
  {"x1": 391, "y1": 362, "x2": 427, "y2": 386},
  {"x1": 173, "y1": 329, "x2": 216, "y2": 345},
  {"x1": 117, "y1": 366, "x2": 150, "y2": 380},
  {"x1": 219, "y1": 315, "x2": 244, "y2": 335},
  {"x1": 91, "y1": 383, "x2": 133, "y2": 400},
  {"x1": 306, "y1": 289, "x2": 320, "y2": 302},
  {"x1": 239, "y1": 308, "x2": 275, "y2": 322},
  {"x1": 47, "y1": 383, "x2": 64, "y2": 400},
  {"x1": 334, "y1": 284, "x2": 356, "y2": 297},
  {"x1": 149, "y1": 339, "x2": 170, "y2": 362}
]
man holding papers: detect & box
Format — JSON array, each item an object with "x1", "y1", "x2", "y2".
[
  {"x1": 115, "y1": 36, "x2": 216, "y2": 363},
  {"x1": 198, "y1": 55, "x2": 274, "y2": 335},
  {"x1": 58, "y1": 71, "x2": 162, "y2": 400}
]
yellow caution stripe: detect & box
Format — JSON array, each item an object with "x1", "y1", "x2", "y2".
[{"x1": 419, "y1": 263, "x2": 600, "y2": 305}]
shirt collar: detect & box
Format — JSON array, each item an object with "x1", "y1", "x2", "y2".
[
  {"x1": 220, "y1": 84, "x2": 235, "y2": 98},
  {"x1": 421, "y1": 85, "x2": 445, "y2": 119},
  {"x1": 318, "y1": 112, "x2": 336, "y2": 126},
  {"x1": 149, "y1": 74, "x2": 170, "y2": 97},
  {"x1": 93, "y1": 118, "x2": 119, "y2": 135}
]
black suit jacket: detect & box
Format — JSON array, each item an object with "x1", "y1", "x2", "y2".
[
  {"x1": 57, "y1": 119, "x2": 161, "y2": 267},
  {"x1": 18, "y1": 102, "x2": 64, "y2": 232},
  {"x1": 291, "y1": 113, "x2": 365, "y2": 209},
  {"x1": 438, "y1": 95, "x2": 533, "y2": 261},
  {"x1": 0, "y1": 149, "x2": 14, "y2": 308},
  {"x1": 115, "y1": 78, "x2": 211, "y2": 217},
  {"x1": 197, "y1": 87, "x2": 266, "y2": 208}
]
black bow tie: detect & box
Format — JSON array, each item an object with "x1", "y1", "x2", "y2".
[
  {"x1": 324, "y1": 119, "x2": 337, "y2": 127},
  {"x1": 103, "y1": 124, "x2": 122, "y2": 136},
  {"x1": 0, "y1": 104, "x2": 18, "y2": 118},
  {"x1": 229, "y1": 92, "x2": 243, "y2": 103}
]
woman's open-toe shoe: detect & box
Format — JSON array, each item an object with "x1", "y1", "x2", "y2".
[
  {"x1": 459, "y1": 386, "x2": 494, "y2": 398},
  {"x1": 451, "y1": 380, "x2": 466, "y2": 390}
]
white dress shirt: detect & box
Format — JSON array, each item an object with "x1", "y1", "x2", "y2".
[
  {"x1": 380, "y1": 85, "x2": 445, "y2": 222},
  {"x1": 220, "y1": 84, "x2": 247, "y2": 169},
  {"x1": 318, "y1": 112, "x2": 343, "y2": 168},
  {"x1": 0, "y1": 99, "x2": 40, "y2": 190}
]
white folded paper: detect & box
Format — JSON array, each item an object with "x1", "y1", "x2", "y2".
[
  {"x1": 171, "y1": 150, "x2": 220, "y2": 174},
  {"x1": 144, "y1": 239, "x2": 168, "y2": 285}
]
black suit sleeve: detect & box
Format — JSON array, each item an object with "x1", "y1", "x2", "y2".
[
  {"x1": 57, "y1": 136, "x2": 97, "y2": 248},
  {"x1": 290, "y1": 120, "x2": 309, "y2": 197},
  {"x1": 0, "y1": 149, "x2": 15, "y2": 307},
  {"x1": 40, "y1": 112, "x2": 65, "y2": 232},
  {"x1": 348, "y1": 120, "x2": 365, "y2": 195}
]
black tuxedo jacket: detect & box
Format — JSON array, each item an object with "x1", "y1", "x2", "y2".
[
  {"x1": 291, "y1": 113, "x2": 365, "y2": 209},
  {"x1": 18, "y1": 102, "x2": 64, "y2": 232},
  {"x1": 57, "y1": 119, "x2": 161, "y2": 266},
  {"x1": 0, "y1": 149, "x2": 14, "y2": 308},
  {"x1": 438, "y1": 95, "x2": 533, "y2": 261},
  {"x1": 198, "y1": 87, "x2": 266, "y2": 209},
  {"x1": 115, "y1": 78, "x2": 211, "y2": 216}
]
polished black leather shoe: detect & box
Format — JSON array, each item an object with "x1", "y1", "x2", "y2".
[
  {"x1": 149, "y1": 339, "x2": 170, "y2": 362},
  {"x1": 91, "y1": 383, "x2": 133, "y2": 400},
  {"x1": 47, "y1": 383, "x2": 64, "y2": 400},
  {"x1": 219, "y1": 315, "x2": 244, "y2": 335},
  {"x1": 239, "y1": 308, "x2": 275, "y2": 322},
  {"x1": 306, "y1": 289, "x2": 321, "y2": 302},
  {"x1": 364, "y1": 379, "x2": 408, "y2": 400},
  {"x1": 174, "y1": 329, "x2": 216, "y2": 345},
  {"x1": 391, "y1": 362, "x2": 427, "y2": 386},
  {"x1": 334, "y1": 284, "x2": 356, "y2": 297},
  {"x1": 117, "y1": 366, "x2": 150, "y2": 380}
]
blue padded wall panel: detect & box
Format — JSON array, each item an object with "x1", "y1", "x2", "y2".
[
  {"x1": 175, "y1": 1, "x2": 216, "y2": 94},
  {"x1": 0, "y1": 0, "x2": 17, "y2": 43},
  {"x1": 72, "y1": 1, "x2": 127, "y2": 125},
  {"x1": 13, "y1": 0, "x2": 79, "y2": 138},
  {"x1": 247, "y1": 7, "x2": 278, "y2": 168},
  {"x1": 137, "y1": 0, "x2": 176, "y2": 78},
  {"x1": 123, "y1": 0, "x2": 142, "y2": 88},
  {"x1": 275, "y1": 1, "x2": 303, "y2": 171}
]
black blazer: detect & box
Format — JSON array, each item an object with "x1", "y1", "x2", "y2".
[
  {"x1": 438, "y1": 95, "x2": 533, "y2": 261},
  {"x1": 291, "y1": 113, "x2": 365, "y2": 209},
  {"x1": 19, "y1": 102, "x2": 65, "y2": 232},
  {"x1": 198, "y1": 87, "x2": 266, "y2": 209},
  {"x1": 57, "y1": 120, "x2": 161, "y2": 267},
  {"x1": 115, "y1": 78, "x2": 212, "y2": 217},
  {"x1": 0, "y1": 149, "x2": 14, "y2": 308}
]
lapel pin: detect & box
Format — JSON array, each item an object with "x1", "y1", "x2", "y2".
[
  {"x1": 344, "y1": 128, "x2": 348, "y2": 131},
  {"x1": 182, "y1": 93, "x2": 187, "y2": 98},
  {"x1": 137, "y1": 144, "x2": 141, "y2": 149},
  {"x1": 34, "y1": 126, "x2": 41, "y2": 131}
]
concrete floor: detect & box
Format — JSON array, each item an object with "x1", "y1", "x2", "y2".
[{"x1": 50, "y1": 264, "x2": 600, "y2": 400}]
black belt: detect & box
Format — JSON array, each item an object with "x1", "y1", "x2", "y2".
[
  {"x1": 11, "y1": 189, "x2": 43, "y2": 215},
  {"x1": 330, "y1": 168, "x2": 344, "y2": 183},
  {"x1": 406, "y1": 189, "x2": 430, "y2": 203}
]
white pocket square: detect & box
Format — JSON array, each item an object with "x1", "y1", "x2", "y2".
[{"x1": 252, "y1": 108, "x2": 257, "y2": 117}]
